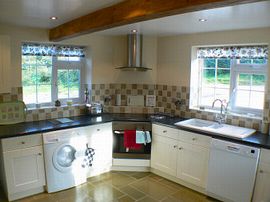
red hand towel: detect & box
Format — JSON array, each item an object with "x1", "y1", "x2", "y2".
[{"x1": 124, "y1": 130, "x2": 142, "y2": 150}]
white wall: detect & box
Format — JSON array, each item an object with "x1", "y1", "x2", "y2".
[
  {"x1": 64, "y1": 34, "x2": 158, "y2": 84},
  {"x1": 0, "y1": 23, "x2": 158, "y2": 88},
  {"x1": 0, "y1": 23, "x2": 49, "y2": 87},
  {"x1": 157, "y1": 27, "x2": 270, "y2": 86}
]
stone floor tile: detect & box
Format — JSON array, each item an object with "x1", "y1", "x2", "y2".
[
  {"x1": 87, "y1": 183, "x2": 125, "y2": 201},
  {"x1": 119, "y1": 185, "x2": 146, "y2": 200},
  {"x1": 117, "y1": 195, "x2": 135, "y2": 202},
  {"x1": 130, "y1": 177, "x2": 177, "y2": 200}
]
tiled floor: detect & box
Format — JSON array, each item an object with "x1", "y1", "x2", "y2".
[{"x1": 0, "y1": 172, "x2": 219, "y2": 202}]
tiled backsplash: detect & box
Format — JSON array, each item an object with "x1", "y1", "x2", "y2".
[
  {"x1": 0, "y1": 85, "x2": 264, "y2": 130},
  {"x1": 25, "y1": 105, "x2": 86, "y2": 122},
  {"x1": 92, "y1": 83, "x2": 262, "y2": 130}
]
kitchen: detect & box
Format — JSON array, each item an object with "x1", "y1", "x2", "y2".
[{"x1": 0, "y1": 0, "x2": 270, "y2": 201}]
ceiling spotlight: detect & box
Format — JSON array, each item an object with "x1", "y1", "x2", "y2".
[
  {"x1": 131, "y1": 29, "x2": 137, "y2": 33},
  {"x1": 50, "y1": 16, "x2": 58, "y2": 20},
  {"x1": 199, "y1": 18, "x2": 207, "y2": 22}
]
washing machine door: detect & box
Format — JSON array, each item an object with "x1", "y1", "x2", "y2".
[{"x1": 53, "y1": 143, "x2": 78, "y2": 172}]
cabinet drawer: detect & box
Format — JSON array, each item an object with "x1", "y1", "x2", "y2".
[
  {"x1": 1, "y1": 134, "x2": 42, "y2": 152},
  {"x1": 179, "y1": 130, "x2": 210, "y2": 147},
  {"x1": 260, "y1": 149, "x2": 270, "y2": 164},
  {"x1": 153, "y1": 124, "x2": 179, "y2": 140}
]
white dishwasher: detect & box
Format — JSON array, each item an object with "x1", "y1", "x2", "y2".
[{"x1": 206, "y1": 139, "x2": 260, "y2": 202}]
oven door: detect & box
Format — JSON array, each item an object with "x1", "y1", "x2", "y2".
[{"x1": 113, "y1": 130, "x2": 151, "y2": 159}]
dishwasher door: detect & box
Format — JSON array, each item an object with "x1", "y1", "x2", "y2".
[{"x1": 206, "y1": 139, "x2": 260, "y2": 202}]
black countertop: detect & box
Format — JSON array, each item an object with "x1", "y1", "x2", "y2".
[{"x1": 0, "y1": 113, "x2": 270, "y2": 149}]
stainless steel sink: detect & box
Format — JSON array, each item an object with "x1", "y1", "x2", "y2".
[{"x1": 174, "y1": 118, "x2": 255, "y2": 139}]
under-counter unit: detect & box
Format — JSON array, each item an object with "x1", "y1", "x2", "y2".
[
  {"x1": 151, "y1": 124, "x2": 211, "y2": 191},
  {"x1": 83, "y1": 122, "x2": 113, "y2": 177},
  {"x1": 0, "y1": 134, "x2": 45, "y2": 201},
  {"x1": 253, "y1": 148, "x2": 270, "y2": 202}
]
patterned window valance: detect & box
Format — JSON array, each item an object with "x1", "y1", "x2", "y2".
[
  {"x1": 22, "y1": 43, "x2": 85, "y2": 57},
  {"x1": 197, "y1": 45, "x2": 268, "y2": 59}
]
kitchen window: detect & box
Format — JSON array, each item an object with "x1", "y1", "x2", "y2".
[
  {"x1": 190, "y1": 45, "x2": 268, "y2": 116},
  {"x1": 22, "y1": 43, "x2": 85, "y2": 108}
]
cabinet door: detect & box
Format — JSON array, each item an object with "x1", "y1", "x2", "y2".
[
  {"x1": 0, "y1": 35, "x2": 11, "y2": 93},
  {"x1": 177, "y1": 141, "x2": 209, "y2": 188},
  {"x1": 253, "y1": 162, "x2": 270, "y2": 202},
  {"x1": 3, "y1": 146, "x2": 45, "y2": 194},
  {"x1": 151, "y1": 135, "x2": 178, "y2": 176},
  {"x1": 86, "y1": 123, "x2": 113, "y2": 175}
]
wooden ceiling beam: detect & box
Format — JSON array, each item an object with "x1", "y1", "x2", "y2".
[{"x1": 49, "y1": 0, "x2": 263, "y2": 41}]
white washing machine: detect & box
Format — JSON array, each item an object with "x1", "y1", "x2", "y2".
[{"x1": 43, "y1": 128, "x2": 88, "y2": 193}]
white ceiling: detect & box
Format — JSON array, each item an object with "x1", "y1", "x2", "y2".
[
  {"x1": 0, "y1": 0, "x2": 123, "y2": 28},
  {"x1": 0, "y1": 0, "x2": 269, "y2": 36},
  {"x1": 97, "y1": 1, "x2": 270, "y2": 36}
]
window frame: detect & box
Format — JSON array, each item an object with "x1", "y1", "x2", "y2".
[
  {"x1": 229, "y1": 59, "x2": 267, "y2": 115},
  {"x1": 52, "y1": 56, "x2": 85, "y2": 105},
  {"x1": 198, "y1": 58, "x2": 232, "y2": 111},
  {"x1": 22, "y1": 55, "x2": 85, "y2": 108},
  {"x1": 194, "y1": 57, "x2": 267, "y2": 116}
]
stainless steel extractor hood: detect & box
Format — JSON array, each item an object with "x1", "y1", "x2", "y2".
[{"x1": 116, "y1": 33, "x2": 152, "y2": 71}]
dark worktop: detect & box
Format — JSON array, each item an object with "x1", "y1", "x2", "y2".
[{"x1": 0, "y1": 113, "x2": 270, "y2": 149}]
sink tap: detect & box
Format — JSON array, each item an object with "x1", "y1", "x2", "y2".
[{"x1": 212, "y1": 99, "x2": 229, "y2": 124}]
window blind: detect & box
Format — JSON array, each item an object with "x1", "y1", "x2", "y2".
[
  {"x1": 22, "y1": 43, "x2": 85, "y2": 57},
  {"x1": 197, "y1": 45, "x2": 268, "y2": 59}
]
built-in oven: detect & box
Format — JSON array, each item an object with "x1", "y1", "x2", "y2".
[{"x1": 112, "y1": 121, "x2": 152, "y2": 159}]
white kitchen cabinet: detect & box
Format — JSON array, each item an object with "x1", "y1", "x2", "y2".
[
  {"x1": 0, "y1": 35, "x2": 11, "y2": 93},
  {"x1": 253, "y1": 149, "x2": 270, "y2": 202},
  {"x1": 0, "y1": 134, "x2": 45, "y2": 201},
  {"x1": 151, "y1": 134, "x2": 178, "y2": 176},
  {"x1": 151, "y1": 124, "x2": 210, "y2": 189},
  {"x1": 177, "y1": 141, "x2": 209, "y2": 188},
  {"x1": 83, "y1": 123, "x2": 113, "y2": 177}
]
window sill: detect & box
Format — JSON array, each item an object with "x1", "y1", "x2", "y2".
[
  {"x1": 26, "y1": 103, "x2": 85, "y2": 111},
  {"x1": 190, "y1": 106, "x2": 262, "y2": 120}
]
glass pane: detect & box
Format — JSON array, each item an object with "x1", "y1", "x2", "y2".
[
  {"x1": 202, "y1": 69, "x2": 215, "y2": 86},
  {"x1": 238, "y1": 74, "x2": 251, "y2": 90},
  {"x1": 68, "y1": 70, "x2": 80, "y2": 98},
  {"x1": 217, "y1": 59, "x2": 230, "y2": 69},
  {"x1": 37, "y1": 66, "x2": 52, "y2": 85},
  {"x1": 201, "y1": 87, "x2": 215, "y2": 106},
  {"x1": 203, "y1": 58, "x2": 216, "y2": 68},
  {"x1": 250, "y1": 91, "x2": 264, "y2": 109},
  {"x1": 58, "y1": 56, "x2": 80, "y2": 62},
  {"x1": 253, "y1": 59, "x2": 267, "y2": 64},
  {"x1": 235, "y1": 90, "x2": 250, "y2": 108},
  {"x1": 58, "y1": 70, "x2": 68, "y2": 99},
  {"x1": 36, "y1": 56, "x2": 52, "y2": 66},
  {"x1": 252, "y1": 74, "x2": 265, "y2": 88},
  {"x1": 217, "y1": 69, "x2": 230, "y2": 86},
  {"x1": 37, "y1": 85, "x2": 51, "y2": 103},
  {"x1": 22, "y1": 56, "x2": 36, "y2": 65},
  {"x1": 215, "y1": 88, "x2": 230, "y2": 101},
  {"x1": 239, "y1": 59, "x2": 252, "y2": 64},
  {"x1": 23, "y1": 85, "x2": 36, "y2": 104},
  {"x1": 22, "y1": 65, "x2": 36, "y2": 85}
]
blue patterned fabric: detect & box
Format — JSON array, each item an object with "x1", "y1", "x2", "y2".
[
  {"x1": 22, "y1": 43, "x2": 85, "y2": 57},
  {"x1": 197, "y1": 45, "x2": 268, "y2": 59}
]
